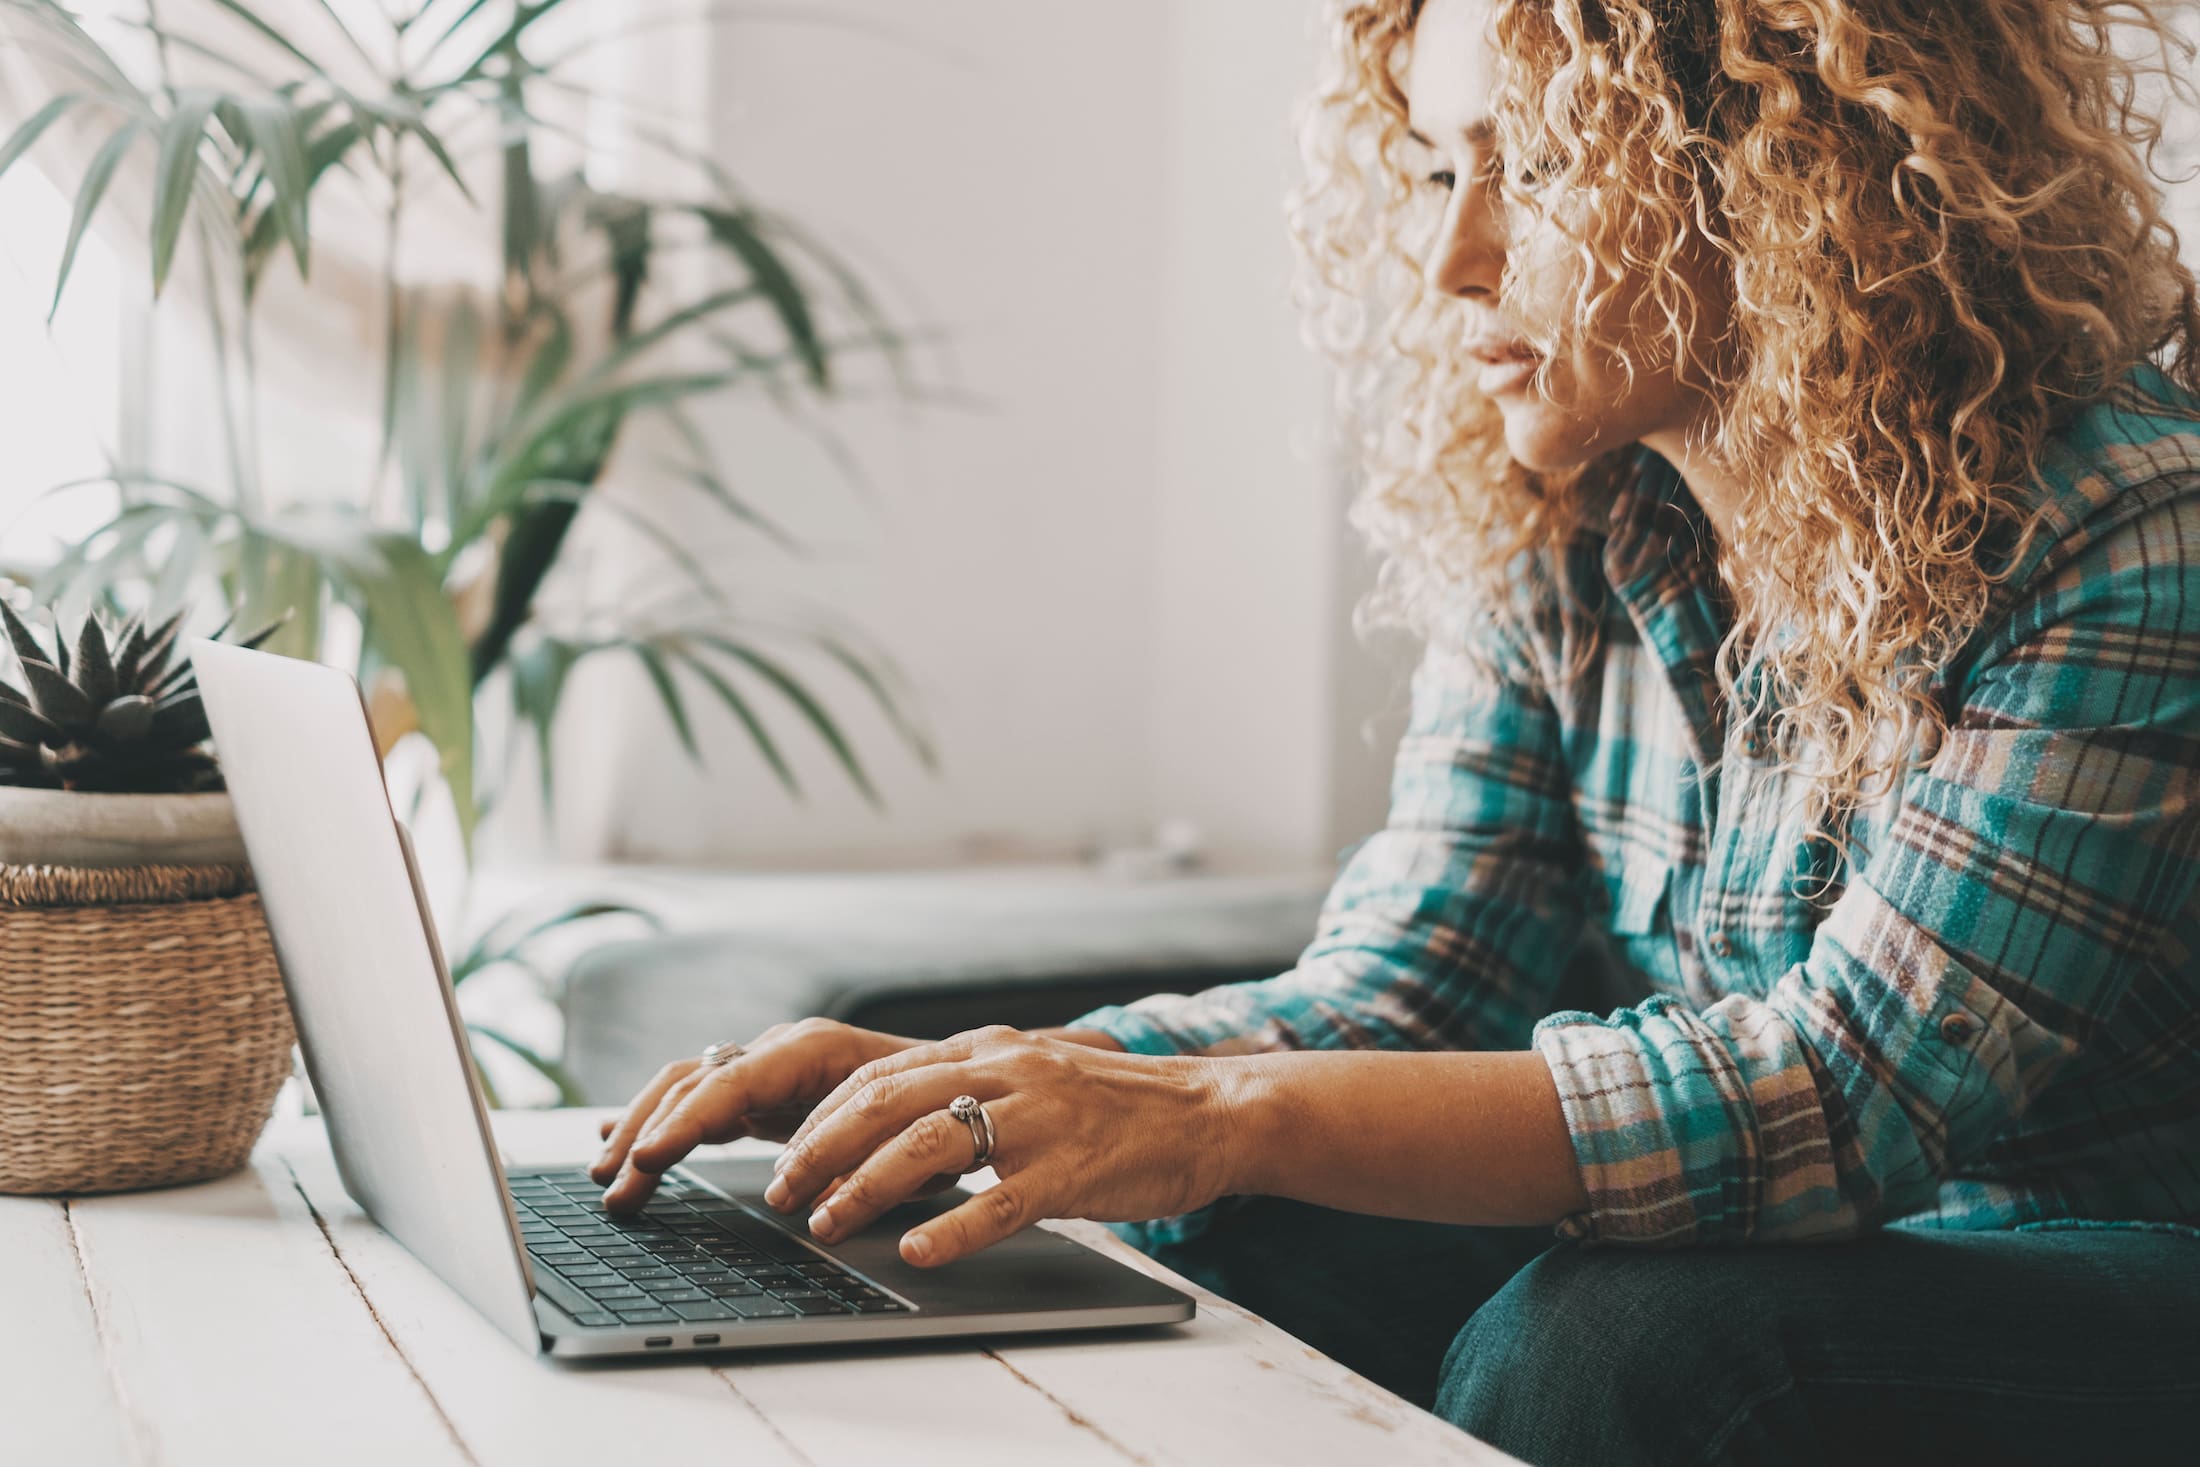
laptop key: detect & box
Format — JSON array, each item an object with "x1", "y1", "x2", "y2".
[
  {"x1": 530, "y1": 1267, "x2": 599, "y2": 1321},
  {"x1": 614, "y1": 1308, "x2": 678, "y2": 1324},
  {"x1": 704, "y1": 1282, "x2": 764, "y2": 1298},
  {"x1": 786, "y1": 1297, "x2": 854, "y2": 1315},
  {"x1": 669, "y1": 1300, "x2": 742, "y2": 1321},
  {"x1": 572, "y1": 1311, "x2": 619, "y2": 1327},
  {"x1": 730, "y1": 1297, "x2": 797, "y2": 1319}
]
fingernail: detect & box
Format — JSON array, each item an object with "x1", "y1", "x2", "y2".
[
  {"x1": 808, "y1": 1206, "x2": 832, "y2": 1237},
  {"x1": 902, "y1": 1231, "x2": 932, "y2": 1264},
  {"x1": 763, "y1": 1176, "x2": 790, "y2": 1209}
]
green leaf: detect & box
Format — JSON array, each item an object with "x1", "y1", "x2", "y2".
[
  {"x1": 812, "y1": 632, "x2": 938, "y2": 771},
  {"x1": 452, "y1": 896, "x2": 658, "y2": 983},
  {"x1": 517, "y1": 481, "x2": 725, "y2": 608},
  {"x1": 204, "y1": 0, "x2": 337, "y2": 82},
  {"x1": 466, "y1": 1024, "x2": 585, "y2": 1106},
  {"x1": 149, "y1": 685, "x2": 211, "y2": 748},
  {"x1": 237, "y1": 95, "x2": 312, "y2": 278},
  {"x1": 73, "y1": 616, "x2": 116, "y2": 707},
  {"x1": 95, "y1": 694, "x2": 155, "y2": 744},
  {"x1": 20, "y1": 659, "x2": 94, "y2": 733},
  {"x1": 662, "y1": 461, "x2": 802, "y2": 555},
  {"x1": 123, "y1": 609, "x2": 188, "y2": 691},
  {"x1": 698, "y1": 635, "x2": 879, "y2": 806},
  {"x1": 670, "y1": 646, "x2": 802, "y2": 800},
  {"x1": 405, "y1": 110, "x2": 475, "y2": 205},
  {"x1": 507, "y1": 635, "x2": 576, "y2": 804},
  {"x1": 439, "y1": 294, "x2": 483, "y2": 504},
  {"x1": 0, "y1": 599, "x2": 52, "y2": 671},
  {"x1": 356, "y1": 534, "x2": 477, "y2": 852},
  {"x1": 512, "y1": 305, "x2": 573, "y2": 417},
  {"x1": 51, "y1": 120, "x2": 143, "y2": 320},
  {"x1": 699, "y1": 207, "x2": 829, "y2": 387},
  {"x1": 633, "y1": 644, "x2": 698, "y2": 762},
  {"x1": 0, "y1": 697, "x2": 61, "y2": 748},
  {"x1": 150, "y1": 91, "x2": 220, "y2": 295},
  {"x1": 0, "y1": 94, "x2": 81, "y2": 183}
]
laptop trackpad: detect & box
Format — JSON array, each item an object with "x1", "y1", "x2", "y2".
[{"x1": 680, "y1": 1156, "x2": 1183, "y2": 1319}]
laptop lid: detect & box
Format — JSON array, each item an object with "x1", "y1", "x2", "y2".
[{"x1": 192, "y1": 641, "x2": 541, "y2": 1353}]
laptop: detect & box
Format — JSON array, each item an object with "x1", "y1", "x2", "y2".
[{"x1": 192, "y1": 640, "x2": 1194, "y2": 1360}]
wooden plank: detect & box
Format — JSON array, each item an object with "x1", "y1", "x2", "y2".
[
  {"x1": 276, "y1": 1113, "x2": 811, "y2": 1467},
  {"x1": 64, "y1": 1151, "x2": 472, "y2": 1467},
  {"x1": 1000, "y1": 1220, "x2": 1520, "y2": 1466},
  {"x1": 0, "y1": 1196, "x2": 132, "y2": 1467}
]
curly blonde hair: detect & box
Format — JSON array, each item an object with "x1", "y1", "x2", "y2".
[{"x1": 1295, "y1": 0, "x2": 2200, "y2": 844}]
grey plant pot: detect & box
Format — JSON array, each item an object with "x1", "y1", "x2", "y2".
[{"x1": 0, "y1": 787, "x2": 248, "y2": 869}]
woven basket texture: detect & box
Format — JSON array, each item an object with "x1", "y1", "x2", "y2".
[{"x1": 0, "y1": 861, "x2": 296, "y2": 1195}]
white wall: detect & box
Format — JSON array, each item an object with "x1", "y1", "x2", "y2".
[{"x1": 557, "y1": 0, "x2": 1403, "y2": 876}]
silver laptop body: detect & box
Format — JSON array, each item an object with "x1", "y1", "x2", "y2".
[{"x1": 192, "y1": 640, "x2": 1193, "y2": 1359}]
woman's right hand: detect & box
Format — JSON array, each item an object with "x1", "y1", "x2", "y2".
[{"x1": 589, "y1": 1018, "x2": 921, "y2": 1211}]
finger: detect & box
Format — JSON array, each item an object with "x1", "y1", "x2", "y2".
[
  {"x1": 600, "y1": 1070, "x2": 714, "y2": 1210},
  {"x1": 767, "y1": 1061, "x2": 986, "y2": 1214},
  {"x1": 599, "y1": 1119, "x2": 615, "y2": 1141},
  {"x1": 629, "y1": 1021, "x2": 869, "y2": 1177},
  {"x1": 900, "y1": 1171, "x2": 1055, "y2": 1267},
  {"x1": 806, "y1": 1107, "x2": 983, "y2": 1243},
  {"x1": 785, "y1": 1025, "x2": 1011, "y2": 1155},
  {"x1": 590, "y1": 1060, "x2": 698, "y2": 1182}
]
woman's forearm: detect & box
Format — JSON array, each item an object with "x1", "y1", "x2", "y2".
[{"x1": 1217, "y1": 1049, "x2": 1588, "y2": 1228}]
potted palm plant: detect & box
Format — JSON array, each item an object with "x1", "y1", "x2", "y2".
[
  {"x1": 0, "y1": 595, "x2": 295, "y2": 1194},
  {"x1": 0, "y1": 0, "x2": 945, "y2": 1097}
]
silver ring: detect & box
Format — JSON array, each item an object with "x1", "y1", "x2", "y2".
[
  {"x1": 698, "y1": 1041, "x2": 746, "y2": 1069},
  {"x1": 947, "y1": 1094, "x2": 995, "y2": 1170}
]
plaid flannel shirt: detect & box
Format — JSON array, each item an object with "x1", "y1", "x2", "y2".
[{"x1": 1077, "y1": 364, "x2": 2200, "y2": 1247}]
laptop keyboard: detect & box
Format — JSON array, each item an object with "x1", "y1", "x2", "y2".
[{"x1": 509, "y1": 1168, "x2": 908, "y2": 1327}]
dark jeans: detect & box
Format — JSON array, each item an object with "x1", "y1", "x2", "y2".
[{"x1": 1132, "y1": 1201, "x2": 2200, "y2": 1466}]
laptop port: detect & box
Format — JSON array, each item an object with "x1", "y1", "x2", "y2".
[
  {"x1": 644, "y1": 1337, "x2": 673, "y2": 1349},
  {"x1": 692, "y1": 1334, "x2": 721, "y2": 1346}
]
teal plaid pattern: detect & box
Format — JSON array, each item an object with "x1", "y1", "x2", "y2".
[{"x1": 1078, "y1": 364, "x2": 2200, "y2": 1245}]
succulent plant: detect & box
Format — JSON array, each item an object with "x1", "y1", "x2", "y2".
[{"x1": 0, "y1": 599, "x2": 275, "y2": 794}]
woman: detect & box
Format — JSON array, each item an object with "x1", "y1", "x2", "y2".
[{"x1": 597, "y1": 0, "x2": 2200, "y2": 1458}]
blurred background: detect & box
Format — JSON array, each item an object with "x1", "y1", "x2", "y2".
[{"x1": 2, "y1": 0, "x2": 2195, "y2": 1107}]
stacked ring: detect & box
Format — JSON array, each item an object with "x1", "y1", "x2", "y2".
[
  {"x1": 948, "y1": 1094, "x2": 996, "y2": 1170},
  {"x1": 698, "y1": 1041, "x2": 746, "y2": 1069}
]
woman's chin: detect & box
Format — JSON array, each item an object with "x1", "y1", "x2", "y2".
[{"x1": 1499, "y1": 401, "x2": 1600, "y2": 475}]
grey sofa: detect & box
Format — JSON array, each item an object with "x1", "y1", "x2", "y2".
[{"x1": 554, "y1": 866, "x2": 1332, "y2": 1103}]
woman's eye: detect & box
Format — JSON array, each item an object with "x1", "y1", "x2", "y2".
[
  {"x1": 1509, "y1": 156, "x2": 1557, "y2": 188},
  {"x1": 1423, "y1": 169, "x2": 1458, "y2": 193}
]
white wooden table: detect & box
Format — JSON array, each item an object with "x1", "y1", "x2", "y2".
[{"x1": 2, "y1": 1108, "x2": 1515, "y2": 1466}]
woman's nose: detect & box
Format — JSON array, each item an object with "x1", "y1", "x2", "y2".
[{"x1": 1424, "y1": 175, "x2": 1503, "y2": 302}]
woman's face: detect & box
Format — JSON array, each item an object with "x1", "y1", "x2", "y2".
[{"x1": 1402, "y1": 0, "x2": 1730, "y2": 477}]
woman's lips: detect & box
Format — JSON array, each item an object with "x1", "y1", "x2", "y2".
[{"x1": 1476, "y1": 353, "x2": 1539, "y2": 396}]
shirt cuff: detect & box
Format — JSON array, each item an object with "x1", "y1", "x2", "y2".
[
  {"x1": 1531, "y1": 997, "x2": 1721, "y2": 1246},
  {"x1": 1068, "y1": 1003, "x2": 1197, "y2": 1057}
]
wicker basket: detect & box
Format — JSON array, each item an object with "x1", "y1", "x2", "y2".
[{"x1": 0, "y1": 861, "x2": 296, "y2": 1195}]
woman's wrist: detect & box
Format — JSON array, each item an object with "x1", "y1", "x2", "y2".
[{"x1": 1195, "y1": 1053, "x2": 1283, "y2": 1201}]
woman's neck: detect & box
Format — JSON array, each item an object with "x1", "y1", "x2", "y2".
[{"x1": 1639, "y1": 423, "x2": 1745, "y2": 548}]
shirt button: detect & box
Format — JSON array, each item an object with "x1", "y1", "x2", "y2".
[
  {"x1": 1939, "y1": 1013, "x2": 1977, "y2": 1044},
  {"x1": 1706, "y1": 931, "x2": 1733, "y2": 958}
]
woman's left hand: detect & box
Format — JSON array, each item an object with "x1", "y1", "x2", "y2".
[{"x1": 761, "y1": 1025, "x2": 1247, "y2": 1266}]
